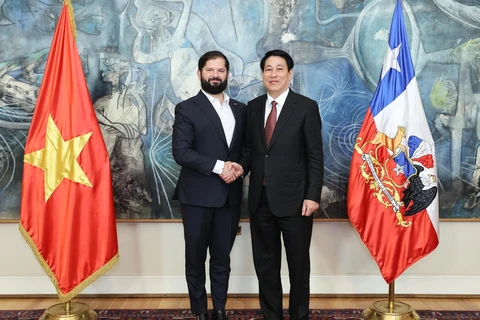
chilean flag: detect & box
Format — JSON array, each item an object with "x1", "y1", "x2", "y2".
[{"x1": 347, "y1": 0, "x2": 439, "y2": 284}]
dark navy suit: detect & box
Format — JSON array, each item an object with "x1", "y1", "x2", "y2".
[{"x1": 172, "y1": 91, "x2": 246, "y2": 314}]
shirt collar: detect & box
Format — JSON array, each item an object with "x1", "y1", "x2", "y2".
[
  {"x1": 202, "y1": 90, "x2": 230, "y2": 105},
  {"x1": 267, "y1": 88, "x2": 289, "y2": 107}
]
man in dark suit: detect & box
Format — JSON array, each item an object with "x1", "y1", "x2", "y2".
[
  {"x1": 172, "y1": 51, "x2": 246, "y2": 320},
  {"x1": 232, "y1": 50, "x2": 323, "y2": 320}
]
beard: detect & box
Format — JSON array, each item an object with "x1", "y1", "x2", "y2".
[{"x1": 201, "y1": 77, "x2": 228, "y2": 95}]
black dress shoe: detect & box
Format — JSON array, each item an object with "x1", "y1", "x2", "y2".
[
  {"x1": 211, "y1": 309, "x2": 227, "y2": 320},
  {"x1": 195, "y1": 313, "x2": 209, "y2": 320}
]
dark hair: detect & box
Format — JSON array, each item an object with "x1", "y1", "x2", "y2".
[
  {"x1": 260, "y1": 50, "x2": 294, "y2": 71},
  {"x1": 198, "y1": 51, "x2": 230, "y2": 72}
]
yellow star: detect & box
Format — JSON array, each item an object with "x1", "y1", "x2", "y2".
[{"x1": 24, "y1": 115, "x2": 93, "y2": 201}]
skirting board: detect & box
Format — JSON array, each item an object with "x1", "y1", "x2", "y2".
[{"x1": 1, "y1": 275, "x2": 479, "y2": 295}]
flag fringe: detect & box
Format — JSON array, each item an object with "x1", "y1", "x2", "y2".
[
  {"x1": 64, "y1": 0, "x2": 77, "y2": 40},
  {"x1": 19, "y1": 223, "x2": 119, "y2": 302},
  {"x1": 60, "y1": 252, "x2": 119, "y2": 302}
]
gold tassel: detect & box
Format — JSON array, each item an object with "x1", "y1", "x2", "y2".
[
  {"x1": 64, "y1": 0, "x2": 77, "y2": 41},
  {"x1": 19, "y1": 224, "x2": 120, "y2": 302}
]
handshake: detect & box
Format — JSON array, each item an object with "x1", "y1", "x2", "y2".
[{"x1": 220, "y1": 161, "x2": 244, "y2": 184}]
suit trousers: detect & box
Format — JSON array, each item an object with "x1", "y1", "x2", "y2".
[
  {"x1": 250, "y1": 187, "x2": 313, "y2": 320},
  {"x1": 181, "y1": 202, "x2": 240, "y2": 314}
]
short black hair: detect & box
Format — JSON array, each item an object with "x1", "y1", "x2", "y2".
[
  {"x1": 198, "y1": 51, "x2": 230, "y2": 72},
  {"x1": 260, "y1": 50, "x2": 294, "y2": 71}
]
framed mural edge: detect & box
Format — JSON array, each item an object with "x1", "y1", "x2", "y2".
[
  {"x1": 1, "y1": 0, "x2": 479, "y2": 221},
  {"x1": 2, "y1": 218, "x2": 479, "y2": 224}
]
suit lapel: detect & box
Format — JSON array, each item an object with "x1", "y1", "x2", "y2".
[
  {"x1": 229, "y1": 99, "x2": 241, "y2": 150},
  {"x1": 254, "y1": 96, "x2": 268, "y2": 150},
  {"x1": 194, "y1": 91, "x2": 228, "y2": 147},
  {"x1": 267, "y1": 91, "x2": 298, "y2": 151}
]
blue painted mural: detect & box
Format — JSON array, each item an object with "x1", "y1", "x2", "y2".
[{"x1": 0, "y1": 0, "x2": 479, "y2": 219}]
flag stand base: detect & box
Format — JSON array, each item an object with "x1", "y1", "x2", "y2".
[
  {"x1": 40, "y1": 302, "x2": 97, "y2": 320},
  {"x1": 362, "y1": 300, "x2": 419, "y2": 320}
]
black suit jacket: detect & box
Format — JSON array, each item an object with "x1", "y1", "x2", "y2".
[
  {"x1": 172, "y1": 91, "x2": 246, "y2": 208},
  {"x1": 239, "y1": 90, "x2": 323, "y2": 216}
]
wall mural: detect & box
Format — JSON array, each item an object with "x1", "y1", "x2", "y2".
[{"x1": 1, "y1": 0, "x2": 479, "y2": 220}]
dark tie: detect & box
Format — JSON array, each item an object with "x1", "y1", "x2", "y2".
[{"x1": 265, "y1": 100, "x2": 277, "y2": 147}]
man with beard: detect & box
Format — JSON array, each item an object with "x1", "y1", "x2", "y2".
[{"x1": 172, "y1": 51, "x2": 246, "y2": 320}]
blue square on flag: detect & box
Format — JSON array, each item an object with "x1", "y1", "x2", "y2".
[{"x1": 392, "y1": 151, "x2": 415, "y2": 180}]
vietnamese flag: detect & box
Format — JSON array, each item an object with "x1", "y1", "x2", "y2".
[
  {"x1": 19, "y1": 0, "x2": 118, "y2": 302},
  {"x1": 347, "y1": 0, "x2": 439, "y2": 284}
]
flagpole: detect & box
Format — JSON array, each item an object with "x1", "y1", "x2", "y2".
[
  {"x1": 388, "y1": 281, "x2": 394, "y2": 312},
  {"x1": 40, "y1": 300, "x2": 97, "y2": 320},
  {"x1": 362, "y1": 280, "x2": 419, "y2": 320}
]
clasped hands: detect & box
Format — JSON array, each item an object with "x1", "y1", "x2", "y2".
[
  {"x1": 219, "y1": 163, "x2": 319, "y2": 216},
  {"x1": 220, "y1": 161, "x2": 244, "y2": 184}
]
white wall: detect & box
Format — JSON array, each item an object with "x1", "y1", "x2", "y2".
[{"x1": 1, "y1": 221, "x2": 479, "y2": 295}]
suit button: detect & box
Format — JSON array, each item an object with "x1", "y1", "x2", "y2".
[{"x1": 265, "y1": 155, "x2": 269, "y2": 158}]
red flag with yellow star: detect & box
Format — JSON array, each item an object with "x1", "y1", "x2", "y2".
[{"x1": 19, "y1": 1, "x2": 118, "y2": 302}]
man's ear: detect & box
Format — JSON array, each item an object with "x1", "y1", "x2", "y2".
[{"x1": 197, "y1": 69, "x2": 201, "y2": 81}]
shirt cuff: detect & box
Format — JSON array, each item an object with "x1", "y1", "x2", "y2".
[{"x1": 213, "y1": 160, "x2": 225, "y2": 175}]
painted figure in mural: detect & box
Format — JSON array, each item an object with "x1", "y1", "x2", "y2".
[
  {"x1": 129, "y1": 0, "x2": 244, "y2": 100},
  {"x1": 432, "y1": 0, "x2": 480, "y2": 30},
  {"x1": 171, "y1": 51, "x2": 246, "y2": 320},
  {"x1": 231, "y1": 50, "x2": 324, "y2": 320},
  {"x1": 256, "y1": 0, "x2": 364, "y2": 70},
  {"x1": 0, "y1": 49, "x2": 47, "y2": 203},
  {"x1": 94, "y1": 47, "x2": 151, "y2": 219},
  {"x1": 430, "y1": 38, "x2": 480, "y2": 210},
  {"x1": 130, "y1": 0, "x2": 191, "y2": 64},
  {"x1": 0, "y1": 47, "x2": 51, "y2": 217},
  {"x1": 256, "y1": 0, "x2": 359, "y2": 54},
  {"x1": 0, "y1": 49, "x2": 48, "y2": 114}
]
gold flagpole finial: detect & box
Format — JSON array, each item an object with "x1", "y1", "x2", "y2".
[{"x1": 64, "y1": 0, "x2": 77, "y2": 40}]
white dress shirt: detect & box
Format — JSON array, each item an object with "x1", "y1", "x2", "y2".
[
  {"x1": 202, "y1": 90, "x2": 236, "y2": 175},
  {"x1": 264, "y1": 88, "x2": 289, "y2": 126}
]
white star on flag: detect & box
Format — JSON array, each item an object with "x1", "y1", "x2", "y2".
[
  {"x1": 393, "y1": 163, "x2": 405, "y2": 176},
  {"x1": 381, "y1": 43, "x2": 402, "y2": 79}
]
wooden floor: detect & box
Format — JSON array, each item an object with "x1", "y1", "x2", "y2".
[{"x1": 1, "y1": 296, "x2": 480, "y2": 311}]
